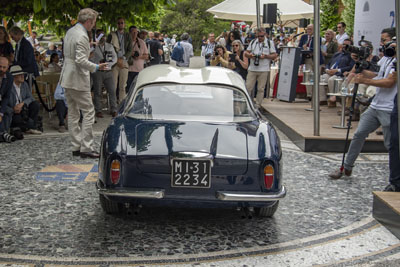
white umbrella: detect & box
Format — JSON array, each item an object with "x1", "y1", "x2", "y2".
[{"x1": 207, "y1": 0, "x2": 314, "y2": 22}]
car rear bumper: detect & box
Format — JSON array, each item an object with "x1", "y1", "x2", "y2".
[
  {"x1": 97, "y1": 181, "x2": 286, "y2": 202},
  {"x1": 216, "y1": 186, "x2": 286, "y2": 201},
  {"x1": 96, "y1": 181, "x2": 165, "y2": 199}
]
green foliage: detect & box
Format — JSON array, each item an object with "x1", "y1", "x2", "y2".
[
  {"x1": 1, "y1": 0, "x2": 173, "y2": 36},
  {"x1": 320, "y1": 0, "x2": 341, "y2": 33},
  {"x1": 160, "y1": 0, "x2": 231, "y2": 49},
  {"x1": 341, "y1": 0, "x2": 355, "y2": 36}
]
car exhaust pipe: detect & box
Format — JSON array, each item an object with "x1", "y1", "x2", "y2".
[{"x1": 237, "y1": 207, "x2": 254, "y2": 219}]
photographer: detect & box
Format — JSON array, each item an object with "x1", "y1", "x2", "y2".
[
  {"x1": 244, "y1": 28, "x2": 277, "y2": 107},
  {"x1": 329, "y1": 28, "x2": 397, "y2": 180},
  {"x1": 127, "y1": 26, "x2": 148, "y2": 93},
  {"x1": 210, "y1": 45, "x2": 231, "y2": 68},
  {"x1": 201, "y1": 33, "x2": 216, "y2": 66},
  {"x1": 90, "y1": 29, "x2": 118, "y2": 118},
  {"x1": 228, "y1": 39, "x2": 248, "y2": 80}
]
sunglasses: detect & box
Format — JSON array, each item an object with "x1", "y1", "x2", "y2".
[{"x1": 258, "y1": 35, "x2": 265, "y2": 38}]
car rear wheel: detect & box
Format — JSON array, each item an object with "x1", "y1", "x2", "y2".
[
  {"x1": 254, "y1": 201, "x2": 279, "y2": 217},
  {"x1": 99, "y1": 194, "x2": 122, "y2": 214}
]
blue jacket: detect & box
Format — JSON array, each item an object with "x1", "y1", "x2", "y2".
[
  {"x1": 298, "y1": 34, "x2": 324, "y2": 65},
  {"x1": 326, "y1": 51, "x2": 355, "y2": 77},
  {"x1": 0, "y1": 72, "x2": 13, "y2": 116},
  {"x1": 14, "y1": 37, "x2": 39, "y2": 77}
]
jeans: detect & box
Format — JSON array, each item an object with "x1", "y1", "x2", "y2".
[
  {"x1": 344, "y1": 107, "x2": 391, "y2": 170},
  {"x1": 389, "y1": 94, "x2": 400, "y2": 187},
  {"x1": 55, "y1": 100, "x2": 68, "y2": 126}
]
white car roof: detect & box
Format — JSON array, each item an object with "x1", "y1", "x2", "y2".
[{"x1": 134, "y1": 65, "x2": 247, "y2": 93}]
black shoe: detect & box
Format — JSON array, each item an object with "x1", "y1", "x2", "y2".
[
  {"x1": 80, "y1": 151, "x2": 100, "y2": 159},
  {"x1": 383, "y1": 184, "x2": 400, "y2": 192},
  {"x1": 72, "y1": 150, "x2": 80, "y2": 156}
]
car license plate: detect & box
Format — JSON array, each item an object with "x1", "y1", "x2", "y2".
[{"x1": 171, "y1": 159, "x2": 211, "y2": 188}]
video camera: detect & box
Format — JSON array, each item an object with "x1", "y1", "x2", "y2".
[{"x1": 343, "y1": 36, "x2": 380, "y2": 72}]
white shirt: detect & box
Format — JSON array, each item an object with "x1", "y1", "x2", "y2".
[
  {"x1": 336, "y1": 32, "x2": 349, "y2": 45},
  {"x1": 370, "y1": 56, "x2": 397, "y2": 112},
  {"x1": 175, "y1": 40, "x2": 194, "y2": 67},
  {"x1": 13, "y1": 82, "x2": 22, "y2": 104},
  {"x1": 247, "y1": 38, "x2": 276, "y2": 72},
  {"x1": 27, "y1": 36, "x2": 40, "y2": 48}
]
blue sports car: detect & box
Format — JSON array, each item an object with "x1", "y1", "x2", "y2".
[{"x1": 96, "y1": 65, "x2": 286, "y2": 217}]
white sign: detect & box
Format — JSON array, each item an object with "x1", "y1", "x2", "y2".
[{"x1": 354, "y1": 0, "x2": 395, "y2": 55}]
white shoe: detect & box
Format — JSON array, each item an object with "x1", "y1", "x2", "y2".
[{"x1": 26, "y1": 129, "x2": 42, "y2": 135}]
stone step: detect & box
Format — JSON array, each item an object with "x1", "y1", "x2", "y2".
[{"x1": 373, "y1": 191, "x2": 400, "y2": 239}]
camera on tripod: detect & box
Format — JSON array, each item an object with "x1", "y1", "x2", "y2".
[{"x1": 343, "y1": 36, "x2": 380, "y2": 72}]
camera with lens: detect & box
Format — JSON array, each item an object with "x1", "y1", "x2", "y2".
[
  {"x1": 215, "y1": 50, "x2": 219, "y2": 57},
  {"x1": 343, "y1": 36, "x2": 379, "y2": 72},
  {"x1": 253, "y1": 54, "x2": 260, "y2": 66},
  {"x1": 100, "y1": 51, "x2": 113, "y2": 63},
  {"x1": 133, "y1": 51, "x2": 140, "y2": 58}
]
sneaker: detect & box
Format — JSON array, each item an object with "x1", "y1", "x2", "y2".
[
  {"x1": 26, "y1": 129, "x2": 42, "y2": 135},
  {"x1": 383, "y1": 184, "x2": 400, "y2": 192},
  {"x1": 329, "y1": 168, "x2": 352, "y2": 179},
  {"x1": 58, "y1": 125, "x2": 67, "y2": 133}
]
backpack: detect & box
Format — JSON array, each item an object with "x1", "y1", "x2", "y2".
[{"x1": 171, "y1": 42, "x2": 184, "y2": 63}]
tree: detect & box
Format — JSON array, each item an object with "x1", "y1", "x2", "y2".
[
  {"x1": 320, "y1": 0, "x2": 341, "y2": 33},
  {"x1": 341, "y1": 0, "x2": 355, "y2": 36},
  {"x1": 1, "y1": 0, "x2": 173, "y2": 36},
  {"x1": 160, "y1": 0, "x2": 230, "y2": 50}
]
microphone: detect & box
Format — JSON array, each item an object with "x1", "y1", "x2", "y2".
[{"x1": 293, "y1": 31, "x2": 305, "y2": 38}]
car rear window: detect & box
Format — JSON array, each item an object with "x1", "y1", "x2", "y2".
[{"x1": 126, "y1": 84, "x2": 256, "y2": 122}]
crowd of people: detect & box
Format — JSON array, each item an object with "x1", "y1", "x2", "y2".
[
  {"x1": 0, "y1": 10, "x2": 398, "y2": 191},
  {"x1": 0, "y1": 13, "x2": 192, "y2": 143}
]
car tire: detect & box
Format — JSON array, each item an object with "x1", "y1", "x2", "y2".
[
  {"x1": 99, "y1": 194, "x2": 122, "y2": 214},
  {"x1": 254, "y1": 201, "x2": 279, "y2": 217}
]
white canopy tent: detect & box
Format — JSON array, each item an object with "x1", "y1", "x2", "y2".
[{"x1": 207, "y1": 0, "x2": 314, "y2": 24}]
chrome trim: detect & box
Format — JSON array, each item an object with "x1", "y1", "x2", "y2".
[
  {"x1": 216, "y1": 186, "x2": 286, "y2": 202},
  {"x1": 96, "y1": 181, "x2": 164, "y2": 199}
]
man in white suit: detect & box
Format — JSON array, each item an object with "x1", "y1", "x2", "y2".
[{"x1": 59, "y1": 8, "x2": 108, "y2": 158}]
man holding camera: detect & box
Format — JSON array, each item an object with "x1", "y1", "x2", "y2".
[
  {"x1": 201, "y1": 33, "x2": 216, "y2": 66},
  {"x1": 90, "y1": 29, "x2": 118, "y2": 118},
  {"x1": 244, "y1": 28, "x2": 277, "y2": 107},
  {"x1": 107, "y1": 18, "x2": 132, "y2": 103},
  {"x1": 126, "y1": 26, "x2": 148, "y2": 92},
  {"x1": 329, "y1": 28, "x2": 397, "y2": 180}
]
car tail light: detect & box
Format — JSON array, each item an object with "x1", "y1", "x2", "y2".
[
  {"x1": 110, "y1": 159, "x2": 121, "y2": 184},
  {"x1": 264, "y1": 164, "x2": 274, "y2": 189}
]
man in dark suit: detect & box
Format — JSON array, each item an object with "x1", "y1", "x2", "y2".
[
  {"x1": 321, "y1": 39, "x2": 355, "y2": 104},
  {"x1": 298, "y1": 24, "x2": 324, "y2": 99},
  {"x1": 9, "y1": 26, "x2": 39, "y2": 77},
  {"x1": 0, "y1": 56, "x2": 15, "y2": 142}
]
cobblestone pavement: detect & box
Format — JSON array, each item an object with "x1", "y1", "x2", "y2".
[{"x1": 0, "y1": 122, "x2": 399, "y2": 266}]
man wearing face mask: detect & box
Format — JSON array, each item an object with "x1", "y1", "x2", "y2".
[
  {"x1": 90, "y1": 29, "x2": 118, "y2": 118},
  {"x1": 329, "y1": 28, "x2": 398, "y2": 180}
]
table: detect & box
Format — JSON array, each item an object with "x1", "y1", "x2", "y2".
[
  {"x1": 327, "y1": 93, "x2": 354, "y2": 129},
  {"x1": 301, "y1": 82, "x2": 328, "y2": 111}
]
